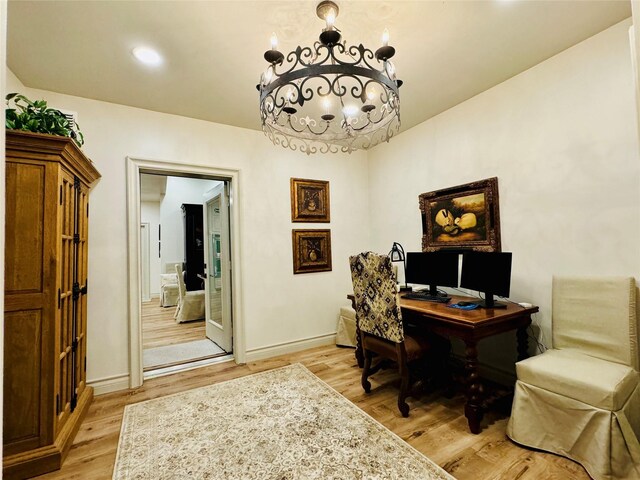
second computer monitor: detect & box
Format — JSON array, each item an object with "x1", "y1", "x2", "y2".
[
  {"x1": 405, "y1": 251, "x2": 459, "y2": 296},
  {"x1": 460, "y1": 251, "x2": 512, "y2": 308}
]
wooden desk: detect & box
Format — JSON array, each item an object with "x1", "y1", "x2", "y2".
[{"x1": 347, "y1": 294, "x2": 539, "y2": 434}]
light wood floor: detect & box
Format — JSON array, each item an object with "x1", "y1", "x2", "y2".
[
  {"x1": 142, "y1": 298, "x2": 205, "y2": 349},
  {"x1": 35, "y1": 345, "x2": 589, "y2": 480}
]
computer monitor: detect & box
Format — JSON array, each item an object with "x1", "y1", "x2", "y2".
[
  {"x1": 460, "y1": 252, "x2": 512, "y2": 308},
  {"x1": 405, "y1": 251, "x2": 459, "y2": 296}
]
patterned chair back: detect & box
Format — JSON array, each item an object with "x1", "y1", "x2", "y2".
[{"x1": 349, "y1": 252, "x2": 404, "y2": 343}]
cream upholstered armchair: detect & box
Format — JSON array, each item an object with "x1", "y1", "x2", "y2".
[
  {"x1": 174, "y1": 264, "x2": 205, "y2": 323},
  {"x1": 507, "y1": 276, "x2": 640, "y2": 480}
]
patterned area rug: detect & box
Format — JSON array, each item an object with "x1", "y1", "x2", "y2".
[{"x1": 113, "y1": 363, "x2": 454, "y2": 480}]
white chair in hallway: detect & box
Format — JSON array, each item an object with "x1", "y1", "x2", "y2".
[
  {"x1": 159, "y1": 273, "x2": 179, "y2": 307},
  {"x1": 174, "y1": 264, "x2": 205, "y2": 323}
]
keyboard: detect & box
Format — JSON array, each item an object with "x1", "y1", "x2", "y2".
[{"x1": 402, "y1": 292, "x2": 451, "y2": 303}]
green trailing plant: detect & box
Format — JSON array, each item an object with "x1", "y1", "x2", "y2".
[{"x1": 5, "y1": 92, "x2": 84, "y2": 147}]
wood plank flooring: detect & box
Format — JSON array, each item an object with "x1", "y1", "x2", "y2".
[
  {"x1": 142, "y1": 298, "x2": 205, "y2": 349},
  {"x1": 35, "y1": 345, "x2": 589, "y2": 479}
]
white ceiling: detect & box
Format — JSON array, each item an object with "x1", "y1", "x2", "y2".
[{"x1": 7, "y1": 1, "x2": 631, "y2": 134}]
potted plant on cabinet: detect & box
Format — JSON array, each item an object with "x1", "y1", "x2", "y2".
[{"x1": 5, "y1": 92, "x2": 84, "y2": 146}]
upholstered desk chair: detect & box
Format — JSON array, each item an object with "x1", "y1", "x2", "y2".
[
  {"x1": 349, "y1": 252, "x2": 431, "y2": 417},
  {"x1": 174, "y1": 264, "x2": 206, "y2": 323},
  {"x1": 507, "y1": 276, "x2": 640, "y2": 480}
]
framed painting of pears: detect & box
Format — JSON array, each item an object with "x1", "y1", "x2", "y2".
[
  {"x1": 292, "y1": 229, "x2": 332, "y2": 274},
  {"x1": 290, "y1": 178, "x2": 330, "y2": 222},
  {"x1": 419, "y1": 177, "x2": 501, "y2": 252}
]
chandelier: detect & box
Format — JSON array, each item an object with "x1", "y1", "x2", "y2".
[{"x1": 257, "y1": 1, "x2": 402, "y2": 155}]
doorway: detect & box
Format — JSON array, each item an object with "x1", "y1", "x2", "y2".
[
  {"x1": 126, "y1": 157, "x2": 244, "y2": 388},
  {"x1": 139, "y1": 173, "x2": 233, "y2": 372}
]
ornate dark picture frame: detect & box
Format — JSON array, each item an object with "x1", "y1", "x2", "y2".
[
  {"x1": 292, "y1": 229, "x2": 332, "y2": 274},
  {"x1": 290, "y1": 178, "x2": 330, "y2": 223},
  {"x1": 419, "y1": 177, "x2": 501, "y2": 252}
]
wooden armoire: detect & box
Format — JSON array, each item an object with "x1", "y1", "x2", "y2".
[
  {"x1": 182, "y1": 203, "x2": 204, "y2": 291},
  {"x1": 4, "y1": 131, "x2": 101, "y2": 479}
]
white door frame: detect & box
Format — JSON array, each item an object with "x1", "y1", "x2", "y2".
[
  {"x1": 140, "y1": 223, "x2": 151, "y2": 302},
  {"x1": 126, "y1": 156, "x2": 245, "y2": 388}
]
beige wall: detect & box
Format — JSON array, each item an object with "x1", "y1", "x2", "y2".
[
  {"x1": 632, "y1": 2, "x2": 640, "y2": 142},
  {"x1": 367, "y1": 18, "x2": 640, "y2": 377},
  {"x1": 4, "y1": 16, "x2": 640, "y2": 389},
  {"x1": 6, "y1": 71, "x2": 371, "y2": 388}
]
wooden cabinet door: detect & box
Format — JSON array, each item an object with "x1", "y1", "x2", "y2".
[
  {"x1": 56, "y1": 171, "x2": 76, "y2": 434},
  {"x1": 74, "y1": 183, "x2": 89, "y2": 401},
  {"x1": 4, "y1": 160, "x2": 58, "y2": 455}
]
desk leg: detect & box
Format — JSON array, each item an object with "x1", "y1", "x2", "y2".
[
  {"x1": 464, "y1": 340, "x2": 483, "y2": 434},
  {"x1": 517, "y1": 325, "x2": 529, "y2": 361}
]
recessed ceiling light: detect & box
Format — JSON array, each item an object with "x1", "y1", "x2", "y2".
[{"x1": 132, "y1": 47, "x2": 163, "y2": 66}]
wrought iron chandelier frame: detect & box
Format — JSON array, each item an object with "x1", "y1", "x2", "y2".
[{"x1": 257, "y1": 1, "x2": 402, "y2": 155}]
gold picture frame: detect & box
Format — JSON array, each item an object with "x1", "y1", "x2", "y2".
[
  {"x1": 290, "y1": 178, "x2": 330, "y2": 223},
  {"x1": 419, "y1": 177, "x2": 501, "y2": 252},
  {"x1": 292, "y1": 229, "x2": 332, "y2": 274}
]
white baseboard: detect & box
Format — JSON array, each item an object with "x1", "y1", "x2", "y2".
[
  {"x1": 88, "y1": 373, "x2": 131, "y2": 395},
  {"x1": 88, "y1": 334, "x2": 335, "y2": 393},
  {"x1": 245, "y1": 333, "x2": 336, "y2": 363}
]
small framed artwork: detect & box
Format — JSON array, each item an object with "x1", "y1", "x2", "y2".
[
  {"x1": 292, "y1": 229, "x2": 332, "y2": 274},
  {"x1": 290, "y1": 178, "x2": 330, "y2": 223},
  {"x1": 419, "y1": 177, "x2": 501, "y2": 252}
]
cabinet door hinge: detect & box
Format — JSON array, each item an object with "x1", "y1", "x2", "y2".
[
  {"x1": 72, "y1": 339, "x2": 79, "y2": 352},
  {"x1": 73, "y1": 176, "x2": 80, "y2": 190},
  {"x1": 81, "y1": 280, "x2": 88, "y2": 295},
  {"x1": 73, "y1": 234, "x2": 80, "y2": 244},
  {"x1": 72, "y1": 282, "x2": 80, "y2": 300}
]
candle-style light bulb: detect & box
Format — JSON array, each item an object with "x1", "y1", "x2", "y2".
[
  {"x1": 382, "y1": 28, "x2": 389, "y2": 47},
  {"x1": 270, "y1": 32, "x2": 278, "y2": 50},
  {"x1": 366, "y1": 89, "x2": 375, "y2": 102},
  {"x1": 326, "y1": 9, "x2": 336, "y2": 29},
  {"x1": 286, "y1": 88, "x2": 294, "y2": 102},
  {"x1": 322, "y1": 97, "x2": 331, "y2": 113}
]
